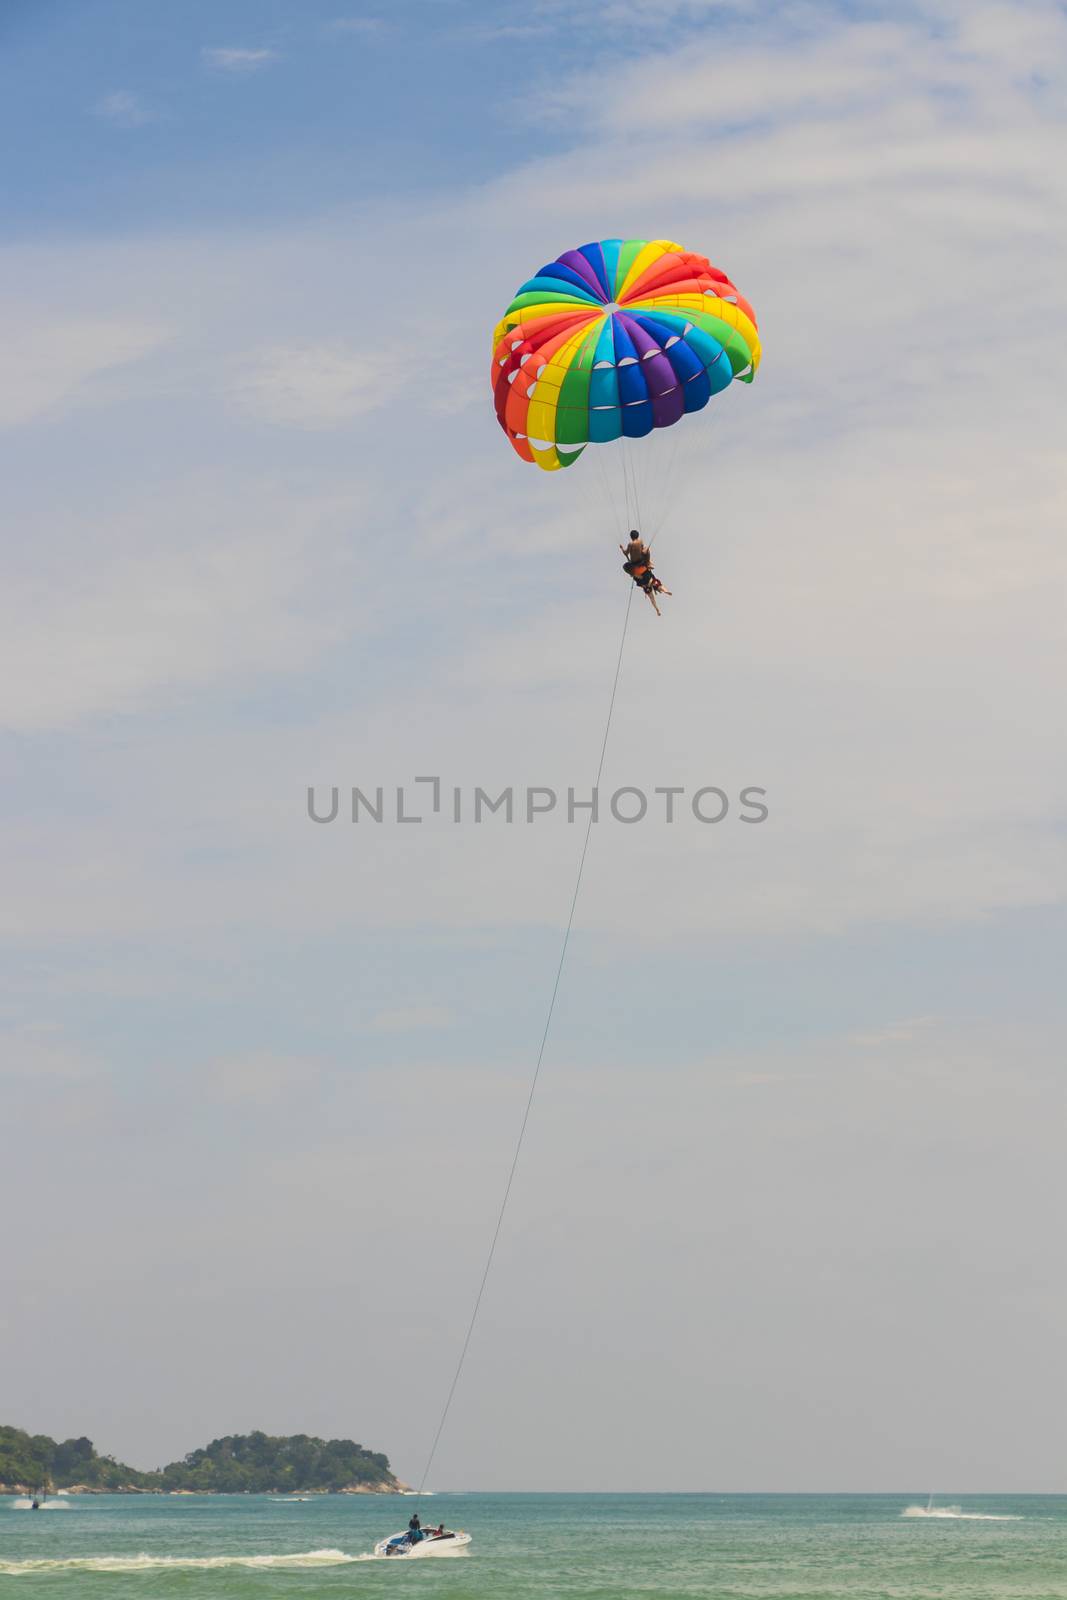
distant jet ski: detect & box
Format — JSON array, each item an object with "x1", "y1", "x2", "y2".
[{"x1": 373, "y1": 1527, "x2": 471, "y2": 1558}]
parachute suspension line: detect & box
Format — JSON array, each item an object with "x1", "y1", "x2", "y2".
[
  {"x1": 624, "y1": 437, "x2": 643, "y2": 534},
  {"x1": 593, "y1": 444, "x2": 626, "y2": 538},
  {"x1": 413, "y1": 584, "x2": 636, "y2": 1504},
  {"x1": 617, "y1": 441, "x2": 633, "y2": 530},
  {"x1": 658, "y1": 430, "x2": 682, "y2": 534},
  {"x1": 648, "y1": 425, "x2": 685, "y2": 546},
  {"x1": 569, "y1": 448, "x2": 603, "y2": 539}
]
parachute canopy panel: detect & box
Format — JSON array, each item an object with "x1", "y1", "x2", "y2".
[{"x1": 491, "y1": 237, "x2": 761, "y2": 472}]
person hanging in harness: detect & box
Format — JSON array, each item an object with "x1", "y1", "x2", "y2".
[{"x1": 620, "y1": 531, "x2": 672, "y2": 617}]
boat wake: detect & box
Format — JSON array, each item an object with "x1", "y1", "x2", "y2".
[
  {"x1": 902, "y1": 1506, "x2": 1021, "y2": 1521},
  {"x1": 0, "y1": 1548, "x2": 377, "y2": 1575},
  {"x1": 9, "y1": 1499, "x2": 72, "y2": 1511}
]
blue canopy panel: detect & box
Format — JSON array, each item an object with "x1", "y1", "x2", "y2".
[
  {"x1": 588, "y1": 317, "x2": 620, "y2": 441},
  {"x1": 589, "y1": 408, "x2": 622, "y2": 443},
  {"x1": 611, "y1": 319, "x2": 645, "y2": 406},
  {"x1": 598, "y1": 239, "x2": 623, "y2": 298},
  {"x1": 522, "y1": 269, "x2": 603, "y2": 302},
  {"x1": 576, "y1": 242, "x2": 613, "y2": 301},
  {"x1": 683, "y1": 368, "x2": 713, "y2": 412},
  {"x1": 592, "y1": 316, "x2": 618, "y2": 367},
  {"x1": 578, "y1": 303, "x2": 736, "y2": 445},
  {"x1": 629, "y1": 311, "x2": 716, "y2": 413},
  {"x1": 555, "y1": 248, "x2": 609, "y2": 301},
  {"x1": 622, "y1": 398, "x2": 654, "y2": 438},
  {"x1": 682, "y1": 325, "x2": 734, "y2": 397},
  {"x1": 614, "y1": 325, "x2": 654, "y2": 433},
  {"x1": 619, "y1": 313, "x2": 681, "y2": 430}
]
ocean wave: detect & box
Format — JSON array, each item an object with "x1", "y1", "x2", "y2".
[
  {"x1": 902, "y1": 1506, "x2": 1022, "y2": 1521},
  {"x1": 0, "y1": 1548, "x2": 377, "y2": 1576}
]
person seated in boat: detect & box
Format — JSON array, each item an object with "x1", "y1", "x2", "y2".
[{"x1": 431, "y1": 1524, "x2": 446, "y2": 1538}]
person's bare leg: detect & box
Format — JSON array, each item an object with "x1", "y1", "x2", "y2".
[{"x1": 645, "y1": 587, "x2": 661, "y2": 616}]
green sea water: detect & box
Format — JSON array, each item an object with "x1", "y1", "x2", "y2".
[{"x1": 3, "y1": 1493, "x2": 1066, "y2": 1598}]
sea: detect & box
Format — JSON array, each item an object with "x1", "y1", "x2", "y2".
[{"x1": 3, "y1": 1492, "x2": 1067, "y2": 1598}]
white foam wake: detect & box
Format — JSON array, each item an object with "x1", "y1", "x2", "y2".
[
  {"x1": 0, "y1": 1548, "x2": 376, "y2": 1576},
  {"x1": 902, "y1": 1506, "x2": 1021, "y2": 1521},
  {"x1": 9, "y1": 1499, "x2": 72, "y2": 1512}
]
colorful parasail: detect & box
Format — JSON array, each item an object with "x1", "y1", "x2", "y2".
[{"x1": 491, "y1": 238, "x2": 761, "y2": 472}]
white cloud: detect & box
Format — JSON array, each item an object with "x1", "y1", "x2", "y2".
[
  {"x1": 540, "y1": 19, "x2": 1066, "y2": 205},
  {"x1": 230, "y1": 342, "x2": 408, "y2": 428},
  {"x1": 324, "y1": 16, "x2": 386, "y2": 34},
  {"x1": 208, "y1": 1054, "x2": 322, "y2": 1105},
  {"x1": 1, "y1": 0, "x2": 1065, "y2": 945},
  {"x1": 0, "y1": 1023, "x2": 101, "y2": 1081},
  {"x1": 83, "y1": 1024, "x2": 1060, "y2": 1487},
  {"x1": 0, "y1": 473, "x2": 361, "y2": 732},
  {"x1": 93, "y1": 90, "x2": 153, "y2": 128},
  {"x1": 598, "y1": 0, "x2": 753, "y2": 16},
  {"x1": 466, "y1": 19, "x2": 559, "y2": 39},
  {"x1": 5, "y1": 1, "x2": 1067, "y2": 1491},
  {"x1": 370, "y1": 1006, "x2": 455, "y2": 1033},
  {"x1": 201, "y1": 46, "x2": 279, "y2": 73},
  {"x1": 849, "y1": 1017, "x2": 943, "y2": 1047},
  {"x1": 0, "y1": 316, "x2": 170, "y2": 428}
]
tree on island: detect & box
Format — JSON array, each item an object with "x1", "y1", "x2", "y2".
[
  {"x1": 158, "y1": 1432, "x2": 395, "y2": 1493},
  {"x1": 0, "y1": 1425, "x2": 397, "y2": 1493}
]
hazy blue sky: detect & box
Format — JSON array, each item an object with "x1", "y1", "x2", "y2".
[{"x1": 2, "y1": 0, "x2": 1066, "y2": 1491}]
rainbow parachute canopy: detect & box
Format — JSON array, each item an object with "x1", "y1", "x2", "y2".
[{"x1": 491, "y1": 237, "x2": 761, "y2": 472}]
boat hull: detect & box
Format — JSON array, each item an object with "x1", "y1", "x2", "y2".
[{"x1": 374, "y1": 1530, "x2": 471, "y2": 1558}]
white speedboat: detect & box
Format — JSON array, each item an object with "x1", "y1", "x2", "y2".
[{"x1": 374, "y1": 1527, "x2": 471, "y2": 1558}]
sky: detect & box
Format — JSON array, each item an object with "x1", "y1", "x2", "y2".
[{"x1": 1, "y1": 0, "x2": 1066, "y2": 1492}]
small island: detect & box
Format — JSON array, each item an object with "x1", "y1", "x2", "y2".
[{"x1": 0, "y1": 1424, "x2": 404, "y2": 1495}]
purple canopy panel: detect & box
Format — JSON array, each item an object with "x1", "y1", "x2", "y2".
[
  {"x1": 651, "y1": 380, "x2": 685, "y2": 429},
  {"x1": 617, "y1": 313, "x2": 683, "y2": 428},
  {"x1": 556, "y1": 249, "x2": 608, "y2": 302}
]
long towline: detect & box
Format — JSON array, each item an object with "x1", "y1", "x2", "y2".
[{"x1": 414, "y1": 584, "x2": 636, "y2": 1500}]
